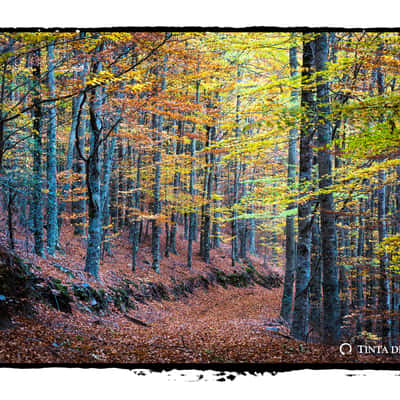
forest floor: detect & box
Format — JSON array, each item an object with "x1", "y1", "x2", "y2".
[{"x1": 0, "y1": 221, "x2": 397, "y2": 364}]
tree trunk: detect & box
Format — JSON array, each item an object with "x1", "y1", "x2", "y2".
[
  {"x1": 101, "y1": 135, "x2": 117, "y2": 257},
  {"x1": 32, "y1": 48, "x2": 44, "y2": 257},
  {"x1": 46, "y1": 41, "x2": 59, "y2": 255},
  {"x1": 365, "y1": 189, "x2": 376, "y2": 333},
  {"x1": 152, "y1": 113, "x2": 162, "y2": 273},
  {"x1": 169, "y1": 121, "x2": 183, "y2": 255},
  {"x1": 212, "y1": 161, "x2": 221, "y2": 249},
  {"x1": 291, "y1": 34, "x2": 314, "y2": 341},
  {"x1": 376, "y1": 43, "x2": 391, "y2": 345},
  {"x1": 84, "y1": 53, "x2": 104, "y2": 278},
  {"x1": 310, "y1": 214, "x2": 321, "y2": 330},
  {"x1": 281, "y1": 44, "x2": 298, "y2": 323},
  {"x1": 188, "y1": 79, "x2": 199, "y2": 268},
  {"x1": 59, "y1": 37, "x2": 89, "y2": 231},
  {"x1": 239, "y1": 162, "x2": 248, "y2": 259},
  {"x1": 231, "y1": 65, "x2": 241, "y2": 266},
  {"x1": 117, "y1": 140, "x2": 127, "y2": 229},
  {"x1": 132, "y1": 151, "x2": 142, "y2": 272},
  {"x1": 315, "y1": 32, "x2": 340, "y2": 344},
  {"x1": 355, "y1": 198, "x2": 365, "y2": 335},
  {"x1": 151, "y1": 57, "x2": 168, "y2": 273},
  {"x1": 200, "y1": 123, "x2": 214, "y2": 264},
  {"x1": 71, "y1": 113, "x2": 87, "y2": 236}
]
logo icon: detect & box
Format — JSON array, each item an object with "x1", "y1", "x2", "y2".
[{"x1": 339, "y1": 343, "x2": 352, "y2": 355}]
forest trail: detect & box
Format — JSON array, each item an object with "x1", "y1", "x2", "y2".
[
  {"x1": 0, "y1": 281, "x2": 309, "y2": 363},
  {"x1": 0, "y1": 278, "x2": 379, "y2": 364},
  {"x1": 0, "y1": 221, "x2": 396, "y2": 364},
  {"x1": 0, "y1": 221, "x2": 285, "y2": 363},
  {"x1": 0, "y1": 221, "x2": 394, "y2": 364}
]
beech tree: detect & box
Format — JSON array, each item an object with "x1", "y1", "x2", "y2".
[
  {"x1": 1, "y1": 31, "x2": 400, "y2": 350},
  {"x1": 315, "y1": 32, "x2": 340, "y2": 344},
  {"x1": 281, "y1": 42, "x2": 298, "y2": 323},
  {"x1": 291, "y1": 34, "x2": 314, "y2": 341},
  {"x1": 46, "y1": 41, "x2": 59, "y2": 255},
  {"x1": 31, "y1": 47, "x2": 44, "y2": 257}
]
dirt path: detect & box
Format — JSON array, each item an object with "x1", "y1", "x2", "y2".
[
  {"x1": 1, "y1": 281, "x2": 395, "y2": 364},
  {"x1": 140, "y1": 285, "x2": 285, "y2": 362},
  {"x1": 0, "y1": 221, "x2": 396, "y2": 364}
]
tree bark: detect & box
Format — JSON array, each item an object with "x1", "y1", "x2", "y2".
[
  {"x1": 291, "y1": 34, "x2": 314, "y2": 341},
  {"x1": 151, "y1": 113, "x2": 162, "y2": 273},
  {"x1": 84, "y1": 51, "x2": 104, "y2": 278},
  {"x1": 101, "y1": 135, "x2": 117, "y2": 257},
  {"x1": 59, "y1": 35, "x2": 89, "y2": 232},
  {"x1": 315, "y1": 32, "x2": 340, "y2": 344},
  {"x1": 231, "y1": 65, "x2": 241, "y2": 266},
  {"x1": 200, "y1": 123, "x2": 214, "y2": 264},
  {"x1": 281, "y1": 44, "x2": 298, "y2": 323},
  {"x1": 187, "y1": 79, "x2": 199, "y2": 268},
  {"x1": 132, "y1": 151, "x2": 142, "y2": 272},
  {"x1": 151, "y1": 58, "x2": 168, "y2": 272},
  {"x1": 376, "y1": 42, "x2": 391, "y2": 344},
  {"x1": 310, "y1": 214, "x2": 321, "y2": 330},
  {"x1": 32, "y1": 48, "x2": 44, "y2": 257},
  {"x1": 46, "y1": 41, "x2": 59, "y2": 255}
]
